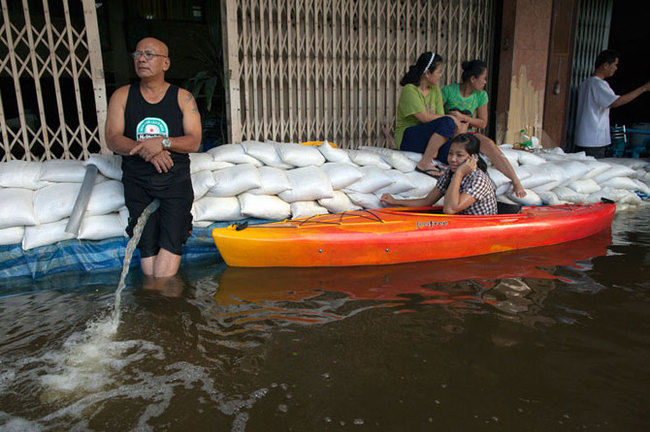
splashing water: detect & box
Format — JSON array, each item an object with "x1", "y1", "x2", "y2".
[
  {"x1": 112, "y1": 199, "x2": 160, "y2": 327},
  {"x1": 37, "y1": 199, "x2": 160, "y2": 398}
]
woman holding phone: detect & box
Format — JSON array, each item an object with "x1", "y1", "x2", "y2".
[{"x1": 381, "y1": 133, "x2": 497, "y2": 215}]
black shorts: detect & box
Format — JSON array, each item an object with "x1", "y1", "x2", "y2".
[{"x1": 123, "y1": 169, "x2": 193, "y2": 258}]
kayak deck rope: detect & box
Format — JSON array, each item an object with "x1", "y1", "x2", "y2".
[{"x1": 296, "y1": 209, "x2": 386, "y2": 226}]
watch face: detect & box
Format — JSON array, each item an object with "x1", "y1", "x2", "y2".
[{"x1": 162, "y1": 138, "x2": 171, "y2": 149}]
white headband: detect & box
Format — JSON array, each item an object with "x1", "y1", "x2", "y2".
[{"x1": 423, "y1": 52, "x2": 436, "y2": 74}]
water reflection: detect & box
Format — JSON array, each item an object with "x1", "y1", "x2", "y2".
[{"x1": 213, "y1": 229, "x2": 612, "y2": 333}]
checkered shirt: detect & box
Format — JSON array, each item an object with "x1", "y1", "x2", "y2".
[{"x1": 436, "y1": 168, "x2": 498, "y2": 215}]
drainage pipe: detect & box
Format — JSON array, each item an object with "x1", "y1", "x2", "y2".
[{"x1": 65, "y1": 164, "x2": 99, "y2": 235}]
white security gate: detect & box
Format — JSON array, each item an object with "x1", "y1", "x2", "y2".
[{"x1": 0, "y1": 0, "x2": 107, "y2": 161}]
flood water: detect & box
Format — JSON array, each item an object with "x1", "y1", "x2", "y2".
[{"x1": 1, "y1": 204, "x2": 650, "y2": 431}]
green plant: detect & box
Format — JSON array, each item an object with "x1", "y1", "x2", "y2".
[
  {"x1": 183, "y1": 23, "x2": 228, "y2": 147},
  {"x1": 184, "y1": 23, "x2": 227, "y2": 114}
]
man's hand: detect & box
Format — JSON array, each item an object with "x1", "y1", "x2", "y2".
[
  {"x1": 129, "y1": 137, "x2": 164, "y2": 162},
  {"x1": 149, "y1": 150, "x2": 174, "y2": 173}
]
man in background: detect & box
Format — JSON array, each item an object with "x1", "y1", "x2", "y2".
[{"x1": 574, "y1": 49, "x2": 650, "y2": 158}]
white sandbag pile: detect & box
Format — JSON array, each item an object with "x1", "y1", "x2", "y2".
[
  {"x1": 0, "y1": 157, "x2": 127, "y2": 249},
  {"x1": 2, "y1": 141, "x2": 649, "y2": 249},
  {"x1": 495, "y1": 146, "x2": 650, "y2": 210}
]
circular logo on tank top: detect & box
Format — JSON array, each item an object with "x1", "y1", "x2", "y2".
[{"x1": 136, "y1": 117, "x2": 169, "y2": 141}]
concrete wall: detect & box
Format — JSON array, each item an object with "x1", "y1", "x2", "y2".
[{"x1": 496, "y1": 0, "x2": 553, "y2": 146}]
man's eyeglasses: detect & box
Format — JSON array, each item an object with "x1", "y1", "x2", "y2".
[{"x1": 131, "y1": 51, "x2": 167, "y2": 60}]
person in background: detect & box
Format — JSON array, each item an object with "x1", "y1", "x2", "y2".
[
  {"x1": 394, "y1": 51, "x2": 460, "y2": 176},
  {"x1": 105, "y1": 37, "x2": 202, "y2": 278},
  {"x1": 381, "y1": 133, "x2": 497, "y2": 215},
  {"x1": 574, "y1": 49, "x2": 650, "y2": 158},
  {"x1": 442, "y1": 60, "x2": 526, "y2": 197}
]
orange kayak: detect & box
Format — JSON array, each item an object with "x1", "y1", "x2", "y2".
[{"x1": 211, "y1": 201, "x2": 616, "y2": 267}]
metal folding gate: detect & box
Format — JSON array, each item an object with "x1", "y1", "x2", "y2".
[
  {"x1": 565, "y1": 0, "x2": 612, "y2": 151},
  {"x1": 0, "y1": 0, "x2": 107, "y2": 162},
  {"x1": 222, "y1": 0, "x2": 496, "y2": 148}
]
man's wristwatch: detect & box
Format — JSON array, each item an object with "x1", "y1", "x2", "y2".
[{"x1": 161, "y1": 137, "x2": 171, "y2": 150}]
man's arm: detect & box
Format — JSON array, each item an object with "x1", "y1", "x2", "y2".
[
  {"x1": 105, "y1": 86, "x2": 137, "y2": 155},
  {"x1": 611, "y1": 81, "x2": 650, "y2": 108}
]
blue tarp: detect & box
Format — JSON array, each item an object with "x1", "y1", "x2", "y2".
[{"x1": 0, "y1": 219, "x2": 269, "y2": 280}]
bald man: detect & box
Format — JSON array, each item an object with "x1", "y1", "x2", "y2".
[{"x1": 106, "y1": 37, "x2": 202, "y2": 278}]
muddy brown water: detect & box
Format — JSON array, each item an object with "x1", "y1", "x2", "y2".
[{"x1": 1, "y1": 204, "x2": 649, "y2": 431}]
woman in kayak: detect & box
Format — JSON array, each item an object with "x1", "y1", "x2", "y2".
[
  {"x1": 442, "y1": 59, "x2": 526, "y2": 198},
  {"x1": 381, "y1": 133, "x2": 497, "y2": 215}
]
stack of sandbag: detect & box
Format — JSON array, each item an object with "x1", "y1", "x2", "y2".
[
  {"x1": 189, "y1": 140, "x2": 439, "y2": 226},
  {"x1": 0, "y1": 157, "x2": 127, "y2": 249},
  {"x1": 491, "y1": 146, "x2": 650, "y2": 211},
  {"x1": 3, "y1": 141, "x2": 649, "y2": 249}
]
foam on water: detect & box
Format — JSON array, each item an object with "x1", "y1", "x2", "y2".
[{"x1": 30, "y1": 200, "x2": 162, "y2": 400}]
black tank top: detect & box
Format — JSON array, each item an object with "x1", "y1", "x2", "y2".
[{"x1": 122, "y1": 83, "x2": 189, "y2": 178}]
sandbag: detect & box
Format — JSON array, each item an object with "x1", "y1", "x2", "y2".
[
  {"x1": 518, "y1": 165, "x2": 560, "y2": 190},
  {"x1": 536, "y1": 190, "x2": 566, "y2": 205},
  {"x1": 277, "y1": 143, "x2": 326, "y2": 167},
  {"x1": 318, "y1": 191, "x2": 362, "y2": 213},
  {"x1": 0, "y1": 226, "x2": 24, "y2": 246},
  {"x1": 208, "y1": 164, "x2": 262, "y2": 197},
  {"x1": 87, "y1": 180, "x2": 125, "y2": 215},
  {"x1": 581, "y1": 160, "x2": 611, "y2": 179},
  {"x1": 347, "y1": 150, "x2": 392, "y2": 169},
  {"x1": 78, "y1": 213, "x2": 126, "y2": 240},
  {"x1": 189, "y1": 152, "x2": 233, "y2": 173},
  {"x1": 248, "y1": 166, "x2": 292, "y2": 195},
  {"x1": 566, "y1": 179, "x2": 601, "y2": 194},
  {"x1": 586, "y1": 187, "x2": 637, "y2": 204},
  {"x1": 343, "y1": 166, "x2": 394, "y2": 194},
  {"x1": 208, "y1": 143, "x2": 263, "y2": 166},
  {"x1": 242, "y1": 140, "x2": 293, "y2": 168},
  {"x1": 239, "y1": 193, "x2": 291, "y2": 220},
  {"x1": 346, "y1": 192, "x2": 382, "y2": 209},
  {"x1": 358, "y1": 146, "x2": 417, "y2": 172},
  {"x1": 39, "y1": 159, "x2": 88, "y2": 183},
  {"x1": 516, "y1": 150, "x2": 546, "y2": 166},
  {"x1": 593, "y1": 163, "x2": 636, "y2": 184},
  {"x1": 192, "y1": 196, "x2": 243, "y2": 221},
  {"x1": 375, "y1": 170, "x2": 416, "y2": 195},
  {"x1": 321, "y1": 162, "x2": 364, "y2": 190},
  {"x1": 631, "y1": 178, "x2": 650, "y2": 195},
  {"x1": 191, "y1": 170, "x2": 216, "y2": 200},
  {"x1": 33, "y1": 183, "x2": 81, "y2": 224},
  {"x1": 553, "y1": 160, "x2": 592, "y2": 183},
  {"x1": 531, "y1": 180, "x2": 560, "y2": 193},
  {"x1": 400, "y1": 151, "x2": 424, "y2": 162},
  {"x1": 86, "y1": 154, "x2": 122, "y2": 180},
  {"x1": 318, "y1": 141, "x2": 351, "y2": 163},
  {"x1": 401, "y1": 171, "x2": 438, "y2": 198},
  {"x1": 278, "y1": 166, "x2": 334, "y2": 202},
  {"x1": 22, "y1": 219, "x2": 74, "y2": 250},
  {"x1": 0, "y1": 188, "x2": 38, "y2": 228},
  {"x1": 600, "y1": 157, "x2": 650, "y2": 171},
  {"x1": 553, "y1": 186, "x2": 588, "y2": 203},
  {"x1": 0, "y1": 160, "x2": 44, "y2": 189},
  {"x1": 600, "y1": 176, "x2": 642, "y2": 191},
  {"x1": 290, "y1": 201, "x2": 329, "y2": 219}
]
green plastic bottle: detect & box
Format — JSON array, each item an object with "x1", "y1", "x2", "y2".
[{"x1": 519, "y1": 129, "x2": 532, "y2": 149}]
